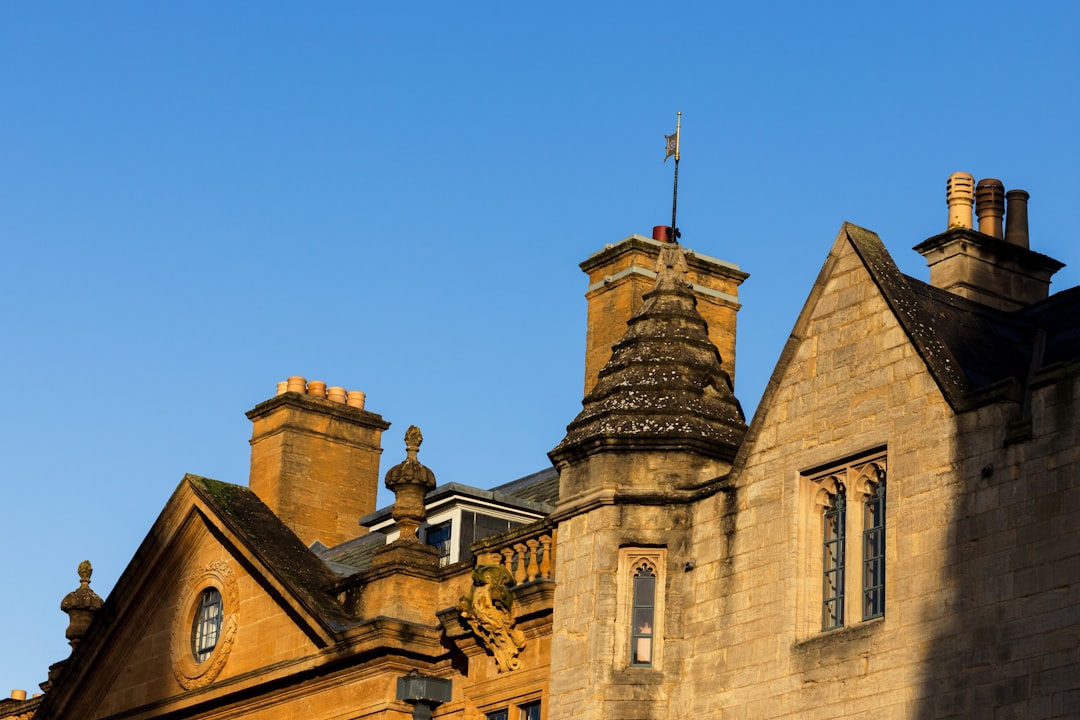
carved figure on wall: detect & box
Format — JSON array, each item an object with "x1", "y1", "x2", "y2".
[{"x1": 458, "y1": 565, "x2": 526, "y2": 672}]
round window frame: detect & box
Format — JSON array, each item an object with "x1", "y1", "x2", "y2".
[{"x1": 173, "y1": 561, "x2": 238, "y2": 689}]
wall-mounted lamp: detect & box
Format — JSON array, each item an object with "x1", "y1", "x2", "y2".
[{"x1": 396, "y1": 671, "x2": 452, "y2": 720}]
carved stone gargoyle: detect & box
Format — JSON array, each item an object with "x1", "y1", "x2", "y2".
[{"x1": 458, "y1": 565, "x2": 526, "y2": 672}]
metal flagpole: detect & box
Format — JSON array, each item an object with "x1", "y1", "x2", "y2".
[{"x1": 667, "y1": 112, "x2": 682, "y2": 242}]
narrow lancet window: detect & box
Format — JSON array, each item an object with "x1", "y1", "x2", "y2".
[
  {"x1": 631, "y1": 563, "x2": 656, "y2": 666},
  {"x1": 822, "y1": 484, "x2": 846, "y2": 631},
  {"x1": 862, "y1": 477, "x2": 886, "y2": 620}
]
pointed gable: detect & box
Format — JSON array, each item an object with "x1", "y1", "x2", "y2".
[{"x1": 35, "y1": 475, "x2": 353, "y2": 720}]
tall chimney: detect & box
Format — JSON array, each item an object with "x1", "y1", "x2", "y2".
[
  {"x1": 915, "y1": 175, "x2": 1063, "y2": 311},
  {"x1": 247, "y1": 377, "x2": 390, "y2": 548},
  {"x1": 579, "y1": 233, "x2": 747, "y2": 397},
  {"x1": 1004, "y1": 189, "x2": 1030, "y2": 248},
  {"x1": 976, "y1": 178, "x2": 1006, "y2": 239}
]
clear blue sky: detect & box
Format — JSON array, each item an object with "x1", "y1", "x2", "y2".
[{"x1": 2, "y1": 2, "x2": 1077, "y2": 695}]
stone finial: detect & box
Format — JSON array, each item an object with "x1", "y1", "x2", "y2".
[
  {"x1": 60, "y1": 560, "x2": 104, "y2": 648},
  {"x1": 384, "y1": 426, "x2": 437, "y2": 542}
]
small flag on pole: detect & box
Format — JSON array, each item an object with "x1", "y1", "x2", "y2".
[
  {"x1": 664, "y1": 131, "x2": 678, "y2": 162},
  {"x1": 664, "y1": 113, "x2": 681, "y2": 163}
]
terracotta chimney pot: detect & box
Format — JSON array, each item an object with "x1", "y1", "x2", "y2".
[
  {"x1": 946, "y1": 172, "x2": 975, "y2": 229},
  {"x1": 976, "y1": 178, "x2": 1006, "y2": 238}
]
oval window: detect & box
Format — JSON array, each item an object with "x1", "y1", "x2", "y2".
[{"x1": 191, "y1": 588, "x2": 223, "y2": 663}]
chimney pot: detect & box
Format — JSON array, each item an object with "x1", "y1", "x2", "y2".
[
  {"x1": 276, "y1": 381, "x2": 288, "y2": 396},
  {"x1": 652, "y1": 225, "x2": 673, "y2": 243},
  {"x1": 327, "y1": 386, "x2": 347, "y2": 403},
  {"x1": 11, "y1": 690, "x2": 26, "y2": 701},
  {"x1": 1004, "y1": 189, "x2": 1030, "y2": 248},
  {"x1": 306, "y1": 380, "x2": 327, "y2": 398},
  {"x1": 976, "y1": 178, "x2": 1006, "y2": 238},
  {"x1": 347, "y1": 390, "x2": 367, "y2": 409},
  {"x1": 286, "y1": 376, "x2": 306, "y2": 394},
  {"x1": 946, "y1": 172, "x2": 975, "y2": 229}
]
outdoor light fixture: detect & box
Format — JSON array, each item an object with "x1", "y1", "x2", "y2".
[{"x1": 396, "y1": 671, "x2": 452, "y2": 720}]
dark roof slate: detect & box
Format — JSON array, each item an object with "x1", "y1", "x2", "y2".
[
  {"x1": 188, "y1": 475, "x2": 355, "y2": 630},
  {"x1": 491, "y1": 466, "x2": 559, "y2": 505},
  {"x1": 312, "y1": 532, "x2": 387, "y2": 575}
]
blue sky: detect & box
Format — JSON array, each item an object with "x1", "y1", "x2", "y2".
[{"x1": 2, "y1": 2, "x2": 1077, "y2": 695}]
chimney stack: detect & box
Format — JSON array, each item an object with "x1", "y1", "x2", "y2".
[
  {"x1": 915, "y1": 174, "x2": 1063, "y2": 311},
  {"x1": 247, "y1": 377, "x2": 390, "y2": 548}
]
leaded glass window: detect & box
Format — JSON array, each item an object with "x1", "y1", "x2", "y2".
[
  {"x1": 822, "y1": 485, "x2": 846, "y2": 631},
  {"x1": 631, "y1": 563, "x2": 656, "y2": 666},
  {"x1": 862, "y1": 478, "x2": 886, "y2": 620},
  {"x1": 191, "y1": 587, "x2": 223, "y2": 663}
]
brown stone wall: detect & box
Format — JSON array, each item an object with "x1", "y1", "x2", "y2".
[
  {"x1": 910, "y1": 372, "x2": 1080, "y2": 717},
  {"x1": 664, "y1": 237, "x2": 1080, "y2": 717},
  {"x1": 549, "y1": 496, "x2": 699, "y2": 720},
  {"x1": 671, "y1": 241, "x2": 958, "y2": 717},
  {"x1": 89, "y1": 518, "x2": 321, "y2": 718}
]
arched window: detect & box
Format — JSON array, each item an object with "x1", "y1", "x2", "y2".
[
  {"x1": 631, "y1": 562, "x2": 656, "y2": 666},
  {"x1": 862, "y1": 477, "x2": 886, "y2": 620},
  {"x1": 822, "y1": 483, "x2": 846, "y2": 631},
  {"x1": 191, "y1": 588, "x2": 223, "y2": 663},
  {"x1": 804, "y1": 454, "x2": 886, "y2": 637}
]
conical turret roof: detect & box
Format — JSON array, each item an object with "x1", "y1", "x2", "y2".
[{"x1": 550, "y1": 241, "x2": 746, "y2": 464}]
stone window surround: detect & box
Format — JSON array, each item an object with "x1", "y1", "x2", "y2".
[
  {"x1": 797, "y1": 452, "x2": 887, "y2": 641},
  {"x1": 615, "y1": 547, "x2": 666, "y2": 672},
  {"x1": 172, "y1": 560, "x2": 239, "y2": 690}
]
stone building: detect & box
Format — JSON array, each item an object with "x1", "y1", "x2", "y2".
[{"x1": 3, "y1": 174, "x2": 1078, "y2": 719}]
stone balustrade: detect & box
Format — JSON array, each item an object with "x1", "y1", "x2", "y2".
[{"x1": 473, "y1": 522, "x2": 555, "y2": 584}]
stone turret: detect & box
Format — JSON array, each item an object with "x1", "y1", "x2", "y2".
[
  {"x1": 579, "y1": 227, "x2": 747, "y2": 396},
  {"x1": 548, "y1": 237, "x2": 747, "y2": 719},
  {"x1": 551, "y1": 239, "x2": 747, "y2": 513}
]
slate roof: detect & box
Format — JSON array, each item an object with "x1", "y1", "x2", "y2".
[
  {"x1": 491, "y1": 466, "x2": 559, "y2": 505},
  {"x1": 311, "y1": 532, "x2": 387, "y2": 576},
  {"x1": 550, "y1": 241, "x2": 747, "y2": 464},
  {"x1": 325, "y1": 467, "x2": 559, "y2": 575},
  {"x1": 845, "y1": 223, "x2": 1078, "y2": 410},
  {"x1": 189, "y1": 475, "x2": 357, "y2": 630}
]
